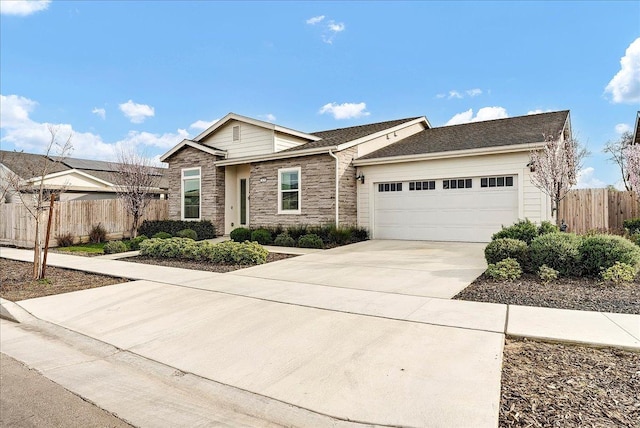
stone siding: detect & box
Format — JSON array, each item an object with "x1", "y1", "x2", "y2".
[
  {"x1": 166, "y1": 148, "x2": 225, "y2": 235},
  {"x1": 249, "y1": 151, "x2": 357, "y2": 227}
]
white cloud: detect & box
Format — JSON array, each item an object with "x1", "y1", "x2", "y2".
[
  {"x1": 448, "y1": 90, "x2": 463, "y2": 99},
  {"x1": 306, "y1": 15, "x2": 325, "y2": 25},
  {"x1": 92, "y1": 107, "x2": 106, "y2": 120},
  {"x1": 1, "y1": 93, "x2": 185, "y2": 161},
  {"x1": 435, "y1": 93, "x2": 446, "y2": 99},
  {"x1": 319, "y1": 102, "x2": 370, "y2": 120},
  {"x1": 189, "y1": 119, "x2": 218, "y2": 131},
  {"x1": 0, "y1": 0, "x2": 50, "y2": 16},
  {"x1": 328, "y1": 21, "x2": 345, "y2": 32},
  {"x1": 615, "y1": 123, "x2": 631, "y2": 134},
  {"x1": 605, "y1": 37, "x2": 640, "y2": 104},
  {"x1": 260, "y1": 113, "x2": 276, "y2": 122},
  {"x1": 445, "y1": 106, "x2": 508, "y2": 126},
  {"x1": 118, "y1": 100, "x2": 155, "y2": 124},
  {"x1": 527, "y1": 109, "x2": 553, "y2": 115},
  {"x1": 466, "y1": 88, "x2": 482, "y2": 97},
  {"x1": 575, "y1": 167, "x2": 607, "y2": 189},
  {"x1": 437, "y1": 88, "x2": 484, "y2": 100}
]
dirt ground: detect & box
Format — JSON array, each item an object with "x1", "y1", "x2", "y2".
[
  {"x1": 0, "y1": 259, "x2": 127, "y2": 301},
  {"x1": 500, "y1": 338, "x2": 639, "y2": 427},
  {"x1": 455, "y1": 273, "x2": 640, "y2": 314}
]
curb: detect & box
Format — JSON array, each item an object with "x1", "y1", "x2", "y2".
[{"x1": 0, "y1": 298, "x2": 37, "y2": 323}]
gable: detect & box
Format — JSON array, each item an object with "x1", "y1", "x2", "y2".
[{"x1": 31, "y1": 170, "x2": 113, "y2": 190}]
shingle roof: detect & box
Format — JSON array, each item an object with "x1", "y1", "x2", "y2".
[
  {"x1": 1, "y1": 150, "x2": 168, "y2": 190},
  {"x1": 280, "y1": 117, "x2": 423, "y2": 152},
  {"x1": 358, "y1": 110, "x2": 570, "y2": 160}
]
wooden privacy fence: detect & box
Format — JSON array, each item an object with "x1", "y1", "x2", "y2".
[
  {"x1": 558, "y1": 189, "x2": 640, "y2": 234},
  {"x1": 0, "y1": 198, "x2": 168, "y2": 248}
]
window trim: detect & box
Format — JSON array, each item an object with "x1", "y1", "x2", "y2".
[
  {"x1": 181, "y1": 167, "x2": 201, "y2": 221},
  {"x1": 277, "y1": 167, "x2": 301, "y2": 214}
]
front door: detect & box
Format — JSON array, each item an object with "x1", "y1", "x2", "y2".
[{"x1": 239, "y1": 178, "x2": 248, "y2": 226}]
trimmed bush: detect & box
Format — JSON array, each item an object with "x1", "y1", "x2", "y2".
[
  {"x1": 350, "y1": 226, "x2": 369, "y2": 242},
  {"x1": 298, "y1": 233, "x2": 323, "y2": 249},
  {"x1": 486, "y1": 258, "x2": 522, "y2": 281},
  {"x1": 538, "y1": 264, "x2": 559, "y2": 284},
  {"x1": 274, "y1": 233, "x2": 296, "y2": 247},
  {"x1": 103, "y1": 240, "x2": 128, "y2": 254},
  {"x1": 529, "y1": 232, "x2": 582, "y2": 277},
  {"x1": 538, "y1": 221, "x2": 559, "y2": 236},
  {"x1": 601, "y1": 262, "x2": 636, "y2": 284},
  {"x1": 628, "y1": 232, "x2": 640, "y2": 247},
  {"x1": 484, "y1": 238, "x2": 529, "y2": 267},
  {"x1": 230, "y1": 227, "x2": 251, "y2": 243},
  {"x1": 138, "y1": 220, "x2": 215, "y2": 240},
  {"x1": 205, "y1": 241, "x2": 269, "y2": 265},
  {"x1": 251, "y1": 228, "x2": 272, "y2": 245},
  {"x1": 127, "y1": 235, "x2": 148, "y2": 251},
  {"x1": 176, "y1": 228, "x2": 198, "y2": 240},
  {"x1": 286, "y1": 224, "x2": 308, "y2": 241},
  {"x1": 55, "y1": 233, "x2": 74, "y2": 247},
  {"x1": 623, "y1": 217, "x2": 640, "y2": 234},
  {"x1": 139, "y1": 238, "x2": 268, "y2": 265},
  {"x1": 152, "y1": 231, "x2": 172, "y2": 239},
  {"x1": 492, "y1": 219, "x2": 539, "y2": 244},
  {"x1": 579, "y1": 234, "x2": 640, "y2": 276},
  {"x1": 89, "y1": 223, "x2": 107, "y2": 243}
]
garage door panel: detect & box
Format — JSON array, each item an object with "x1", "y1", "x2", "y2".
[{"x1": 374, "y1": 178, "x2": 518, "y2": 242}]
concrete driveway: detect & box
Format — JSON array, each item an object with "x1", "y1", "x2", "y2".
[{"x1": 231, "y1": 240, "x2": 487, "y2": 298}]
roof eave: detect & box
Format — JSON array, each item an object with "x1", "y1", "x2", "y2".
[
  {"x1": 160, "y1": 140, "x2": 227, "y2": 162},
  {"x1": 335, "y1": 117, "x2": 430, "y2": 151},
  {"x1": 215, "y1": 146, "x2": 337, "y2": 166},
  {"x1": 353, "y1": 142, "x2": 547, "y2": 166}
]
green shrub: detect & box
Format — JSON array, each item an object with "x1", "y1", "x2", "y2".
[
  {"x1": 273, "y1": 233, "x2": 296, "y2": 247},
  {"x1": 138, "y1": 220, "x2": 215, "y2": 240},
  {"x1": 128, "y1": 235, "x2": 148, "y2": 251},
  {"x1": 298, "y1": 233, "x2": 323, "y2": 249},
  {"x1": 152, "y1": 231, "x2": 172, "y2": 239},
  {"x1": 251, "y1": 228, "x2": 272, "y2": 245},
  {"x1": 176, "y1": 228, "x2": 198, "y2": 240},
  {"x1": 286, "y1": 224, "x2": 308, "y2": 240},
  {"x1": 205, "y1": 241, "x2": 268, "y2": 265},
  {"x1": 538, "y1": 221, "x2": 559, "y2": 236},
  {"x1": 486, "y1": 258, "x2": 522, "y2": 281},
  {"x1": 601, "y1": 262, "x2": 636, "y2": 284},
  {"x1": 55, "y1": 233, "x2": 75, "y2": 247},
  {"x1": 529, "y1": 232, "x2": 582, "y2": 277},
  {"x1": 538, "y1": 264, "x2": 559, "y2": 283},
  {"x1": 89, "y1": 223, "x2": 107, "y2": 243},
  {"x1": 139, "y1": 238, "x2": 268, "y2": 265},
  {"x1": 492, "y1": 219, "x2": 539, "y2": 244},
  {"x1": 328, "y1": 226, "x2": 352, "y2": 246},
  {"x1": 103, "y1": 240, "x2": 128, "y2": 254},
  {"x1": 230, "y1": 227, "x2": 251, "y2": 243},
  {"x1": 350, "y1": 226, "x2": 369, "y2": 242},
  {"x1": 579, "y1": 234, "x2": 640, "y2": 276},
  {"x1": 628, "y1": 232, "x2": 640, "y2": 247},
  {"x1": 623, "y1": 217, "x2": 640, "y2": 234},
  {"x1": 484, "y1": 238, "x2": 529, "y2": 267}
]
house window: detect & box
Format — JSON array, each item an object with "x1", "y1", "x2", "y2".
[
  {"x1": 377, "y1": 182, "x2": 403, "y2": 192},
  {"x1": 278, "y1": 167, "x2": 301, "y2": 214},
  {"x1": 232, "y1": 125, "x2": 240, "y2": 141},
  {"x1": 481, "y1": 176, "x2": 515, "y2": 188},
  {"x1": 443, "y1": 178, "x2": 472, "y2": 189},
  {"x1": 182, "y1": 168, "x2": 201, "y2": 220},
  {"x1": 409, "y1": 180, "x2": 436, "y2": 191}
]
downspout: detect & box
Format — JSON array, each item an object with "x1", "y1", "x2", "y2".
[{"x1": 328, "y1": 149, "x2": 339, "y2": 227}]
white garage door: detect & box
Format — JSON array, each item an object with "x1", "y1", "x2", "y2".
[{"x1": 374, "y1": 176, "x2": 518, "y2": 242}]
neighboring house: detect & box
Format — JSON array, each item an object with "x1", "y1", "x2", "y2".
[
  {"x1": 0, "y1": 151, "x2": 168, "y2": 202},
  {"x1": 161, "y1": 111, "x2": 570, "y2": 242},
  {"x1": 633, "y1": 111, "x2": 640, "y2": 146}
]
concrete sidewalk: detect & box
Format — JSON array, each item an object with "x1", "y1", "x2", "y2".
[{"x1": 1, "y1": 245, "x2": 639, "y2": 427}]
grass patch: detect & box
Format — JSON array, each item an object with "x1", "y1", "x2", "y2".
[{"x1": 56, "y1": 242, "x2": 106, "y2": 254}]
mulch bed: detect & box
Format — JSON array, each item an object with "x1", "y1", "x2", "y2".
[
  {"x1": 124, "y1": 252, "x2": 296, "y2": 273},
  {"x1": 455, "y1": 273, "x2": 640, "y2": 314},
  {"x1": 0, "y1": 259, "x2": 128, "y2": 302},
  {"x1": 500, "y1": 338, "x2": 640, "y2": 427}
]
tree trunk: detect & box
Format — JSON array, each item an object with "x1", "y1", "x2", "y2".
[{"x1": 32, "y1": 212, "x2": 43, "y2": 280}]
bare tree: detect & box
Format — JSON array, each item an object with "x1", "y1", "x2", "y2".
[
  {"x1": 4, "y1": 125, "x2": 73, "y2": 279},
  {"x1": 603, "y1": 131, "x2": 633, "y2": 190},
  {"x1": 529, "y1": 132, "x2": 588, "y2": 227},
  {"x1": 109, "y1": 148, "x2": 161, "y2": 238}
]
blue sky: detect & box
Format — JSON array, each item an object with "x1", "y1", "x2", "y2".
[{"x1": 1, "y1": 1, "x2": 638, "y2": 187}]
